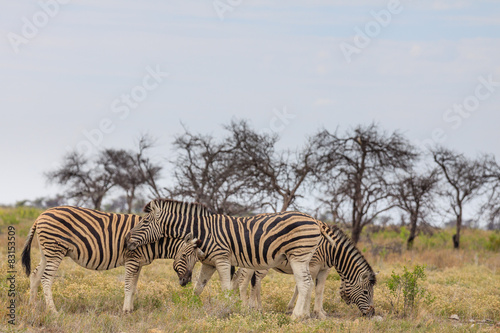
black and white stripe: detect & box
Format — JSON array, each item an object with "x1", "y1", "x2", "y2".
[
  {"x1": 126, "y1": 199, "x2": 324, "y2": 319},
  {"x1": 234, "y1": 223, "x2": 377, "y2": 317},
  {"x1": 21, "y1": 206, "x2": 198, "y2": 313}
]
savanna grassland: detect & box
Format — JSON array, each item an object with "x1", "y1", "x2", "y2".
[{"x1": 1, "y1": 207, "x2": 499, "y2": 333}]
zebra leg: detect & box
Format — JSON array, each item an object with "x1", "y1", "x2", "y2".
[
  {"x1": 236, "y1": 268, "x2": 252, "y2": 306},
  {"x1": 30, "y1": 243, "x2": 47, "y2": 304},
  {"x1": 215, "y1": 261, "x2": 233, "y2": 292},
  {"x1": 249, "y1": 270, "x2": 268, "y2": 310},
  {"x1": 312, "y1": 268, "x2": 330, "y2": 319},
  {"x1": 40, "y1": 247, "x2": 66, "y2": 313},
  {"x1": 286, "y1": 286, "x2": 299, "y2": 314},
  {"x1": 194, "y1": 263, "x2": 216, "y2": 296},
  {"x1": 123, "y1": 261, "x2": 142, "y2": 313},
  {"x1": 230, "y1": 268, "x2": 242, "y2": 293},
  {"x1": 289, "y1": 259, "x2": 313, "y2": 320}
]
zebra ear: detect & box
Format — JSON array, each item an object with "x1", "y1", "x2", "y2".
[
  {"x1": 143, "y1": 201, "x2": 152, "y2": 213},
  {"x1": 184, "y1": 233, "x2": 194, "y2": 242},
  {"x1": 360, "y1": 271, "x2": 370, "y2": 282}
]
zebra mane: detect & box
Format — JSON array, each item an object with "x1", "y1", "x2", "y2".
[
  {"x1": 328, "y1": 224, "x2": 376, "y2": 285},
  {"x1": 143, "y1": 199, "x2": 213, "y2": 217}
]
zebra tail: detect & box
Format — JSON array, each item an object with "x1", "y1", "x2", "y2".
[{"x1": 21, "y1": 222, "x2": 37, "y2": 277}]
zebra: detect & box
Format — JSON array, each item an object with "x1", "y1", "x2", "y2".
[
  {"x1": 231, "y1": 223, "x2": 377, "y2": 317},
  {"x1": 125, "y1": 199, "x2": 327, "y2": 320},
  {"x1": 21, "y1": 206, "x2": 201, "y2": 313}
]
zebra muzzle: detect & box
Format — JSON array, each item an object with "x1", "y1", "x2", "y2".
[
  {"x1": 364, "y1": 305, "x2": 375, "y2": 317},
  {"x1": 179, "y1": 272, "x2": 192, "y2": 287}
]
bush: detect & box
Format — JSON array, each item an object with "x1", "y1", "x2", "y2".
[
  {"x1": 486, "y1": 231, "x2": 500, "y2": 251},
  {"x1": 386, "y1": 264, "x2": 434, "y2": 317}
]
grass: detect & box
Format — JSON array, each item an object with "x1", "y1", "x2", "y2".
[{"x1": 1, "y1": 207, "x2": 499, "y2": 332}]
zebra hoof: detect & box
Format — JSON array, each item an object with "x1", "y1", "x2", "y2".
[
  {"x1": 312, "y1": 310, "x2": 326, "y2": 320},
  {"x1": 291, "y1": 312, "x2": 310, "y2": 321}
]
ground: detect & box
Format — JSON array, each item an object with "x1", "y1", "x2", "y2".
[{"x1": 0, "y1": 206, "x2": 499, "y2": 332}]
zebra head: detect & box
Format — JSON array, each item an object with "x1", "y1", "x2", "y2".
[
  {"x1": 126, "y1": 201, "x2": 166, "y2": 251},
  {"x1": 339, "y1": 271, "x2": 377, "y2": 316},
  {"x1": 173, "y1": 233, "x2": 205, "y2": 287}
]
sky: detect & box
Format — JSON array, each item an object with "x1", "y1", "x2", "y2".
[{"x1": 0, "y1": 0, "x2": 499, "y2": 211}]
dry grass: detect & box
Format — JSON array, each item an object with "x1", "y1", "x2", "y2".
[{"x1": 1, "y1": 207, "x2": 499, "y2": 332}]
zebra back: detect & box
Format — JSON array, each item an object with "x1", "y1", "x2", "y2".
[
  {"x1": 132, "y1": 199, "x2": 322, "y2": 269},
  {"x1": 34, "y1": 206, "x2": 188, "y2": 270}
]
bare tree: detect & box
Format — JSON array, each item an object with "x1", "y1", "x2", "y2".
[
  {"x1": 101, "y1": 149, "x2": 144, "y2": 213},
  {"x1": 480, "y1": 154, "x2": 500, "y2": 230},
  {"x1": 135, "y1": 135, "x2": 164, "y2": 199},
  {"x1": 314, "y1": 123, "x2": 418, "y2": 244},
  {"x1": 393, "y1": 169, "x2": 439, "y2": 249},
  {"x1": 168, "y1": 126, "x2": 258, "y2": 215},
  {"x1": 432, "y1": 147, "x2": 487, "y2": 249},
  {"x1": 101, "y1": 135, "x2": 163, "y2": 213},
  {"x1": 227, "y1": 120, "x2": 317, "y2": 212},
  {"x1": 46, "y1": 152, "x2": 115, "y2": 210}
]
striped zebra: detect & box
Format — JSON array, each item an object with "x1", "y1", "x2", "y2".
[
  {"x1": 21, "y1": 206, "x2": 201, "y2": 313},
  {"x1": 231, "y1": 223, "x2": 377, "y2": 317},
  {"x1": 125, "y1": 199, "x2": 326, "y2": 320}
]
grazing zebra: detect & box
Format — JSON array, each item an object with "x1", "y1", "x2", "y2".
[
  {"x1": 126, "y1": 199, "x2": 326, "y2": 320},
  {"x1": 231, "y1": 223, "x2": 377, "y2": 317},
  {"x1": 21, "y1": 206, "x2": 200, "y2": 313}
]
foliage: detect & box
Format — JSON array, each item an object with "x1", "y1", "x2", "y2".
[
  {"x1": 386, "y1": 264, "x2": 434, "y2": 317},
  {"x1": 486, "y1": 231, "x2": 500, "y2": 251}
]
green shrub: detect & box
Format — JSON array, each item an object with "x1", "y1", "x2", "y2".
[
  {"x1": 486, "y1": 231, "x2": 500, "y2": 252},
  {"x1": 386, "y1": 264, "x2": 434, "y2": 317}
]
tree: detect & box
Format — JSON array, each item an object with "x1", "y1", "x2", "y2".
[
  {"x1": 46, "y1": 152, "x2": 115, "y2": 210},
  {"x1": 135, "y1": 135, "x2": 164, "y2": 199},
  {"x1": 314, "y1": 123, "x2": 418, "y2": 244},
  {"x1": 101, "y1": 135, "x2": 163, "y2": 213},
  {"x1": 101, "y1": 149, "x2": 146, "y2": 213},
  {"x1": 432, "y1": 147, "x2": 487, "y2": 249},
  {"x1": 168, "y1": 126, "x2": 258, "y2": 215},
  {"x1": 480, "y1": 154, "x2": 500, "y2": 230},
  {"x1": 227, "y1": 120, "x2": 317, "y2": 212},
  {"x1": 393, "y1": 169, "x2": 439, "y2": 249}
]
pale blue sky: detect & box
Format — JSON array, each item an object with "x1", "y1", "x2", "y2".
[{"x1": 1, "y1": 0, "x2": 499, "y2": 209}]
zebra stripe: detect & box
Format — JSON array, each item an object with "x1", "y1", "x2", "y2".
[
  {"x1": 126, "y1": 199, "x2": 324, "y2": 320},
  {"x1": 234, "y1": 222, "x2": 376, "y2": 317},
  {"x1": 21, "y1": 206, "x2": 198, "y2": 313}
]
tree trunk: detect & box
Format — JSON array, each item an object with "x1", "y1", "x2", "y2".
[
  {"x1": 93, "y1": 197, "x2": 102, "y2": 211},
  {"x1": 351, "y1": 213, "x2": 362, "y2": 245},
  {"x1": 126, "y1": 196, "x2": 133, "y2": 214},
  {"x1": 453, "y1": 212, "x2": 462, "y2": 249},
  {"x1": 407, "y1": 213, "x2": 418, "y2": 250},
  {"x1": 351, "y1": 226, "x2": 361, "y2": 244},
  {"x1": 280, "y1": 196, "x2": 291, "y2": 212}
]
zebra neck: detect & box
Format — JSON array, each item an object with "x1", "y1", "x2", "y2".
[{"x1": 328, "y1": 227, "x2": 372, "y2": 282}]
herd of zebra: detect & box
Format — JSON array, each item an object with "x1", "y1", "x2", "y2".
[{"x1": 22, "y1": 199, "x2": 377, "y2": 320}]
